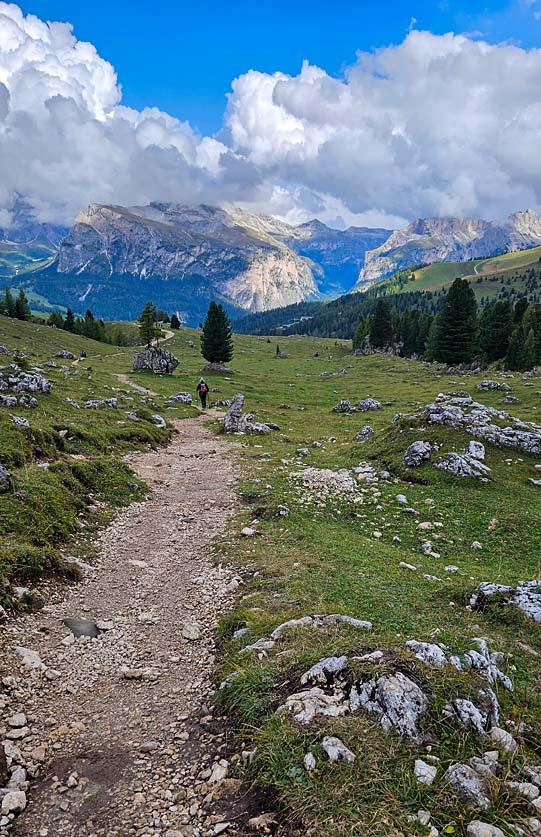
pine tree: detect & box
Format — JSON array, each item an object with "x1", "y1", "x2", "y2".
[
  {"x1": 170, "y1": 313, "x2": 181, "y2": 330},
  {"x1": 138, "y1": 301, "x2": 158, "y2": 347},
  {"x1": 479, "y1": 300, "x2": 512, "y2": 361},
  {"x1": 433, "y1": 278, "x2": 478, "y2": 364},
  {"x1": 514, "y1": 297, "x2": 529, "y2": 323},
  {"x1": 4, "y1": 288, "x2": 16, "y2": 318},
  {"x1": 48, "y1": 311, "x2": 65, "y2": 328},
  {"x1": 523, "y1": 328, "x2": 537, "y2": 370},
  {"x1": 417, "y1": 313, "x2": 433, "y2": 355},
  {"x1": 65, "y1": 308, "x2": 76, "y2": 332},
  {"x1": 353, "y1": 318, "x2": 369, "y2": 351},
  {"x1": 14, "y1": 289, "x2": 31, "y2": 321},
  {"x1": 505, "y1": 325, "x2": 525, "y2": 370},
  {"x1": 424, "y1": 315, "x2": 440, "y2": 361},
  {"x1": 200, "y1": 302, "x2": 233, "y2": 363},
  {"x1": 369, "y1": 299, "x2": 393, "y2": 348}
]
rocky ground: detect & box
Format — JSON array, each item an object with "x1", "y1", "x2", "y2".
[{"x1": 0, "y1": 416, "x2": 279, "y2": 836}]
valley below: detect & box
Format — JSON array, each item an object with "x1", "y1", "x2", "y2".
[{"x1": 0, "y1": 317, "x2": 540, "y2": 836}]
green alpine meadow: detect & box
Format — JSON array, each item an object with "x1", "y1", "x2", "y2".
[{"x1": 1, "y1": 310, "x2": 540, "y2": 835}]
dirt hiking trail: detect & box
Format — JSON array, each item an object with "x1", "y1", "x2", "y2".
[{"x1": 1, "y1": 416, "x2": 270, "y2": 837}]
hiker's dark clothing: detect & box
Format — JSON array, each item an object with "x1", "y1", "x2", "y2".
[{"x1": 197, "y1": 381, "x2": 208, "y2": 409}]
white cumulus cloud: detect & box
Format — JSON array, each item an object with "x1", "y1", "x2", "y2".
[{"x1": 2, "y1": 3, "x2": 541, "y2": 229}]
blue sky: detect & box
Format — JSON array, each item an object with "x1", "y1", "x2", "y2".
[
  {"x1": 16, "y1": 0, "x2": 541, "y2": 135},
  {"x1": 4, "y1": 0, "x2": 541, "y2": 227}
]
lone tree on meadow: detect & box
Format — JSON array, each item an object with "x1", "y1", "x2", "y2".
[
  {"x1": 432, "y1": 277, "x2": 478, "y2": 364},
  {"x1": 201, "y1": 301, "x2": 233, "y2": 364},
  {"x1": 170, "y1": 313, "x2": 181, "y2": 330},
  {"x1": 139, "y1": 301, "x2": 158, "y2": 347}
]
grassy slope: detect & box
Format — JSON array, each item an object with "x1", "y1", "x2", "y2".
[
  {"x1": 379, "y1": 247, "x2": 541, "y2": 301},
  {"x1": 0, "y1": 240, "x2": 57, "y2": 280},
  {"x1": 1, "y1": 319, "x2": 540, "y2": 834}
]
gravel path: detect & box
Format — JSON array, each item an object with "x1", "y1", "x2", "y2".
[{"x1": 0, "y1": 417, "x2": 262, "y2": 837}]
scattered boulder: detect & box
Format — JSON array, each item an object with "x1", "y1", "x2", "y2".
[
  {"x1": 292, "y1": 467, "x2": 359, "y2": 499},
  {"x1": 466, "y1": 441, "x2": 486, "y2": 460},
  {"x1": 420, "y1": 394, "x2": 541, "y2": 454},
  {"x1": 354, "y1": 671, "x2": 429, "y2": 739},
  {"x1": 15, "y1": 646, "x2": 45, "y2": 671},
  {"x1": 404, "y1": 441, "x2": 432, "y2": 467},
  {"x1": 203, "y1": 362, "x2": 232, "y2": 374},
  {"x1": 304, "y1": 752, "x2": 316, "y2": 772},
  {"x1": 445, "y1": 763, "x2": 491, "y2": 810},
  {"x1": 7, "y1": 370, "x2": 52, "y2": 394},
  {"x1": 1, "y1": 790, "x2": 27, "y2": 816},
  {"x1": 357, "y1": 398, "x2": 381, "y2": 412},
  {"x1": 488, "y1": 726, "x2": 517, "y2": 754},
  {"x1": 133, "y1": 347, "x2": 179, "y2": 375},
  {"x1": 470, "y1": 581, "x2": 541, "y2": 624},
  {"x1": 333, "y1": 400, "x2": 352, "y2": 414},
  {"x1": 56, "y1": 350, "x2": 76, "y2": 360},
  {"x1": 223, "y1": 394, "x2": 273, "y2": 434},
  {"x1": 406, "y1": 640, "x2": 448, "y2": 668},
  {"x1": 10, "y1": 415, "x2": 29, "y2": 428},
  {"x1": 354, "y1": 425, "x2": 374, "y2": 442},
  {"x1": 167, "y1": 392, "x2": 193, "y2": 405},
  {"x1": 467, "y1": 821, "x2": 505, "y2": 837},
  {"x1": 84, "y1": 398, "x2": 118, "y2": 409},
  {"x1": 300, "y1": 655, "x2": 349, "y2": 686},
  {"x1": 182, "y1": 622, "x2": 202, "y2": 641},
  {"x1": 152, "y1": 414, "x2": 167, "y2": 429},
  {"x1": 63, "y1": 617, "x2": 99, "y2": 638},
  {"x1": 321, "y1": 736, "x2": 355, "y2": 763},
  {"x1": 278, "y1": 687, "x2": 349, "y2": 724},
  {"x1": 443, "y1": 698, "x2": 488, "y2": 735},
  {"x1": 435, "y1": 452, "x2": 491, "y2": 479},
  {"x1": 414, "y1": 759, "x2": 438, "y2": 785},
  {"x1": 270, "y1": 613, "x2": 372, "y2": 641},
  {"x1": 477, "y1": 380, "x2": 511, "y2": 392},
  {"x1": 0, "y1": 464, "x2": 12, "y2": 493}
]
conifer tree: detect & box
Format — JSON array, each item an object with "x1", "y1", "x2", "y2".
[
  {"x1": 48, "y1": 311, "x2": 65, "y2": 328},
  {"x1": 4, "y1": 288, "x2": 15, "y2": 318},
  {"x1": 514, "y1": 297, "x2": 529, "y2": 323},
  {"x1": 65, "y1": 307, "x2": 76, "y2": 332},
  {"x1": 14, "y1": 289, "x2": 31, "y2": 320},
  {"x1": 479, "y1": 300, "x2": 512, "y2": 361},
  {"x1": 432, "y1": 278, "x2": 478, "y2": 363},
  {"x1": 369, "y1": 299, "x2": 393, "y2": 348},
  {"x1": 201, "y1": 301, "x2": 233, "y2": 363},
  {"x1": 353, "y1": 318, "x2": 369, "y2": 351},
  {"x1": 424, "y1": 315, "x2": 440, "y2": 361},
  {"x1": 505, "y1": 325, "x2": 525, "y2": 370},
  {"x1": 139, "y1": 301, "x2": 158, "y2": 347},
  {"x1": 170, "y1": 313, "x2": 180, "y2": 330},
  {"x1": 523, "y1": 328, "x2": 537, "y2": 370},
  {"x1": 417, "y1": 313, "x2": 433, "y2": 355}
]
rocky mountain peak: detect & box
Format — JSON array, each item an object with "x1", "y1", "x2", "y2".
[{"x1": 356, "y1": 210, "x2": 541, "y2": 288}]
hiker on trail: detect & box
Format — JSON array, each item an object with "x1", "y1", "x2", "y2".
[{"x1": 197, "y1": 378, "x2": 209, "y2": 410}]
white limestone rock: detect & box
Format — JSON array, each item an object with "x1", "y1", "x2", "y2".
[{"x1": 321, "y1": 736, "x2": 355, "y2": 763}]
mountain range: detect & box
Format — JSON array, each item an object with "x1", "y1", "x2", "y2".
[
  {"x1": 355, "y1": 210, "x2": 541, "y2": 288},
  {"x1": 3, "y1": 199, "x2": 541, "y2": 324}
]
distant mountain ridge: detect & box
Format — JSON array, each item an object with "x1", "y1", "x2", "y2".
[
  {"x1": 25, "y1": 202, "x2": 390, "y2": 322},
  {"x1": 4, "y1": 198, "x2": 541, "y2": 323},
  {"x1": 356, "y1": 210, "x2": 541, "y2": 287}
]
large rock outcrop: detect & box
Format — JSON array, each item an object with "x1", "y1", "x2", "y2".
[
  {"x1": 222, "y1": 394, "x2": 273, "y2": 434},
  {"x1": 133, "y1": 347, "x2": 179, "y2": 375},
  {"x1": 415, "y1": 394, "x2": 541, "y2": 454}
]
